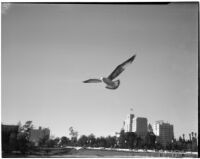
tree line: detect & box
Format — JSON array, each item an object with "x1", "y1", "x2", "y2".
[
  {"x1": 38, "y1": 129, "x2": 197, "y2": 152},
  {"x1": 2, "y1": 121, "x2": 198, "y2": 155}
]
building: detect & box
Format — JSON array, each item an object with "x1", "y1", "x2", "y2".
[
  {"x1": 2, "y1": 124, "x2": 19, "y2": 151},
  {"x1": 132, "y1": 117, "x2": 148, "y2": 139},
  {"x1": 153, "y1": 120, "x2": 174, "y2": 147},
  {"x1": 29, "y1": 126, "x2": 50, "y2": 146},
  {"x1": 2, "y1": 124, "x2": 19, "y2": 135},
  {"x1": 123, "y1": 114, "x2": 148, "y2": 139},
  {"x1": 123, "y1": 114, "x2": 135, "y2": 132},
  {"x1": 148, "y1": 123, "x2": 153, "y2": 132}
]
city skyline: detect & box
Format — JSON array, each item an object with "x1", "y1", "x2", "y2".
[
  {"x1": 1, "y1": 3, "x2": 198, "y2": 139},
  {"x1": 2, "y1": 112, "x2": 194, "y2": 140}
]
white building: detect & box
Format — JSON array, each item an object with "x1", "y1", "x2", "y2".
[
  {"x1": 153, "y1": 120, "x2": 174, "y2": 147},
  {"x1": 123, "y1": 114, "x2": 135, "y2": 132},
  {"x1": 123, "y1": 114, "x2": 147, "y2": 139}
]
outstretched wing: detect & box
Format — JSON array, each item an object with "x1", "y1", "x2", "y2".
[
  {"x1": 83, "y1": 78, "x2": 102, "y2": 83},
  {"x1": 107, "y1": 54, "x2": 136, "y2": 80}
]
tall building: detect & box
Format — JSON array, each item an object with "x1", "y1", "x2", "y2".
[
  {"x1": 29, "y1": 126, "x2": 50, "y2": 146},
  {"x1": 123, "y1": 114, "x2": 134, "y2": 132},
  {"x1": 123, "y1": 114, "x2": 147, "y2": 139},
  {"x1": 132, "y1": 117, "x2": 148, "y2": 139},
  {"x1": 153, "y1": 120, "x2": 174, "y2": 147}
]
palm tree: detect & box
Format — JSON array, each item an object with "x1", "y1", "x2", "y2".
[
  {"x1": 191, "y1": 132, "x2": 194, "y2": 138},
  {"x1": 189, "y1": 133, "x2": 191, "y2": 141},
  {"x1": 182, "y1": 134, "x2": 185, "y2": 141}
]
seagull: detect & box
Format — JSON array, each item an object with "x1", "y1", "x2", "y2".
[{"x1": 83, "y1": 54, "x2": 136, "y2": 90}]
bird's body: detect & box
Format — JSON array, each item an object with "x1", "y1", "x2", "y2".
[
  {"x1": 102, "y1": 77, "x2": 113, "y2": 86},
  {"x1": 83, "y1": 54, "x2": 136, "y2": 90},
  {"x1": 102, "y1": 77, "x2": 120, "y2": 89}
]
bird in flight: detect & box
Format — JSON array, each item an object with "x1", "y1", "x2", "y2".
[{"x1": 83, "y1": 54, "x2": 136, "y2": 90}]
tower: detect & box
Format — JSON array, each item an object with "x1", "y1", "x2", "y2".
[
  {"x1": 133, "y1": 117, "x2": 148, "y2": 139},
  {"x1": 123, "y1": 114, "x2": 135, "y2": 132}
]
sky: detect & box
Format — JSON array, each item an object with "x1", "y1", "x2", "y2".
[{"x1": 1, "y1": 2, "x2": 198, "y2": 139}]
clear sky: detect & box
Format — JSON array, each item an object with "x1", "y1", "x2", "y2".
[{"x1": 1, "y1": 3, "x2": 198, "y2": 139}]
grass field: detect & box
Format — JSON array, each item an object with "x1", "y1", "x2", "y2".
[{"x1": 3, "y1": 147, "x2": 198, "y2": 158}]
